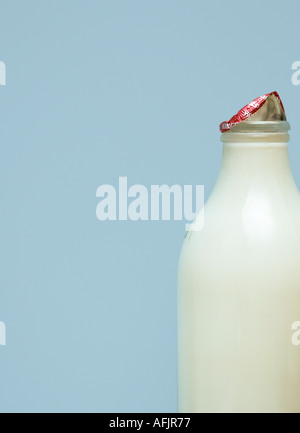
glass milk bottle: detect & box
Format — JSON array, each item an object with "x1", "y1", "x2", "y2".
[{"x1": 178, "y1": 93, "x2": 300, "y2": 413}]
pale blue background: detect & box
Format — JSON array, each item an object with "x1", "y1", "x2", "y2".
[{"x1": 0, "y1": 0, "x2": 300, "y2": 413}]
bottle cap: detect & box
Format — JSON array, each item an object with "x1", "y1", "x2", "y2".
[{"x1": 220, "y1": 91, "x2": 286, "y2": 133}]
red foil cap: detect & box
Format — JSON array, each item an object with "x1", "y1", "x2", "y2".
[{"x1": 220, "y1": 91, "x2": 286, "y2": 133}]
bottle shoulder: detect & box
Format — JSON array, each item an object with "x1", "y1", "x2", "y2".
[{"x1": 179, "y1": 188, "x2": 300, "y2": 269}]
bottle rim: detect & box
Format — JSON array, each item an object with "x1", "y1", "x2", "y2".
[
  {"x1": 221, "y1": 121, "x2": 290, "y2": 134},
  {"x1": 220, "y1": 122, "x2": 291, "y2": 143}
]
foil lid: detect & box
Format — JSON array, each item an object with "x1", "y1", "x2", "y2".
[{"x1": 220, "y1": 91, "x2": 286, "y2": 133}]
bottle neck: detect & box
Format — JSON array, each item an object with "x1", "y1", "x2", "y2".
[
  {"x1": 213, "y1": 132, "x2": 298, "y2": 200},
  {"x1": 221, "y1": 140, "x2": 291, "y2": 182}
]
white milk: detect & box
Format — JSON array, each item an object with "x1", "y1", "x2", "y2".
[{"x1": 178, "y1": 122, "x2": 300, "y2": 413}]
